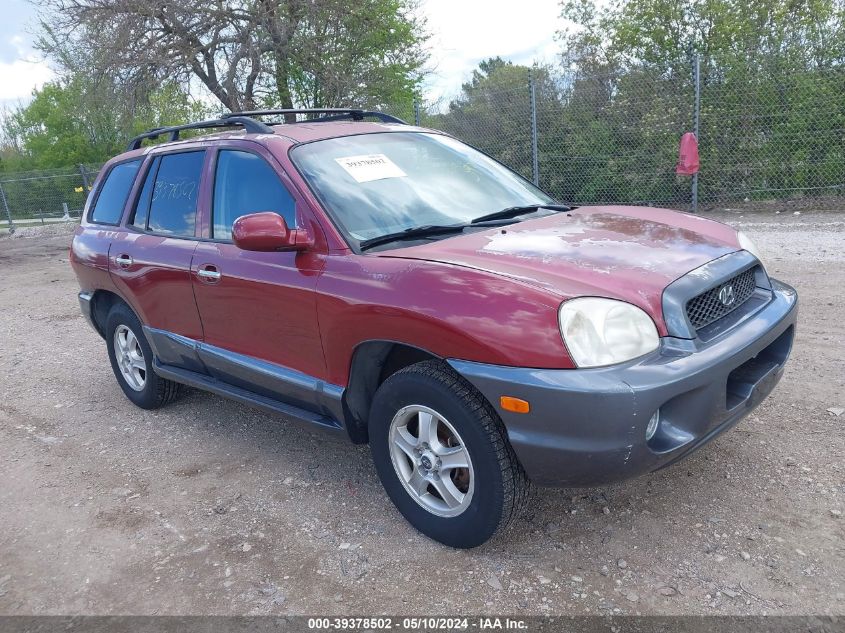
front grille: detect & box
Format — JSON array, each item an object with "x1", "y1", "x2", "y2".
[{"x1": 685, "y1": 267, "x2": 758, "y2": 330}]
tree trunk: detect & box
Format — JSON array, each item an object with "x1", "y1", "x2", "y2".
[{"x1": 275, "y1": 61, "x2": 296, "y2": 121}]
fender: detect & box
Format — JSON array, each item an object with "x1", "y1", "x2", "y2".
[{"x1": 316, "y1": 254, "x2": 574, "y2": 387}]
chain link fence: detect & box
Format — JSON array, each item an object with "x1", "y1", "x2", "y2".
[
  {"x1": 1, "y1": 58, "x2": 842, "y2": 234},
  {"x1": 0, "y1": 164, "x2": 101, "y2": 233},
  {"x1": 697, "y1": 66, "x2": 845, "y2": 207},
  {"x1": 406, "y1": 59, "x2": 845, "y2": 212}
]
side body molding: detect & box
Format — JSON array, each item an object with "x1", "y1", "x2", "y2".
[{"x1": 144, "y1": 327, "x2": 345, "y2": 433}]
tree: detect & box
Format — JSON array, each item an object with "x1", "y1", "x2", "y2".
[
  {"x1": 558, "y1": 0, "x2": 845, "y2": 78},
  {"x1": 555, "y1": 0, "x2": 845, "y2": 206},
  {"x1": 429, "y1": 57, "x2": 676, "y2": 205},
  {"x1": 1, "y1": 76, "x2": 208, "y2": 170},
  {"x1": 37, "y1": 0, "x2": 428, "y2": 113},
  {"x1": 430, "y1": 58, "x2": 563, "y2": 182}
]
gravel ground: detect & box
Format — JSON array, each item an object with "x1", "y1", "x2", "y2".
[{"x1": 0, "y1": 211, "x2": 842, "y2": 616}]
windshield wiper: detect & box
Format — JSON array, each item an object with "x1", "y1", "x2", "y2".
[
  {"x1": 470, "y1": 203, "x2": 571, "y2": 224},
  {"x1": 358, "y1": 223, "x2": 469, "y2": 251}
]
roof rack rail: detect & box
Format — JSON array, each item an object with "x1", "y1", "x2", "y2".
[
  {"x1": 126, "y1": 116, "x2": 273, "y2": 151},
  {"x1": 223, "y1": 108, "x2": 407, "y2": 125},
  {"x1": 126, "y1": 108, "x2": 406, "y2": 151}
]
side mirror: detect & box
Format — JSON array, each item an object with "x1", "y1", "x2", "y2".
[{"x1": 231, "y1": 212, "x2": 311, "y2": 252}]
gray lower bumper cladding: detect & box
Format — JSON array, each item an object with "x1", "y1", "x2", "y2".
[{"x1": 449, "y1": 280, "x2": 798, "y2": 487}]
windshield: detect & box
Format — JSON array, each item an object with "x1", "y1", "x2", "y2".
[{"x1": 290, "y1": 132, "x2": 555, "y2": 244}]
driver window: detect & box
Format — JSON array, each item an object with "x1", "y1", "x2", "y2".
[{"x1": 212, "y1": 150, "x2": 296, "y2": 240}]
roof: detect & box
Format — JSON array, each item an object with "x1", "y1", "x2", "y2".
[{"x1": 114, "y1": 120, "x2": 432, "y2": 164}]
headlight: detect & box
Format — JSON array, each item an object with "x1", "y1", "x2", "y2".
[
  {"x1": 559, "y1": 298, "x2": 659, "y2": 368},
  {"x1": 737, "y1": 231, "x2": 764, "y2": 264}
]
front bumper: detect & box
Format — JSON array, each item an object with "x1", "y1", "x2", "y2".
[{"x1": 449, "y1": 279, "x2": 798, "y2": 487}]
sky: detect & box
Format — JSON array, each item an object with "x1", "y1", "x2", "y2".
[
  {"x1": 0, "y1": 0, "x2": 564, "y2": 109},
  {"x1": 0, "y1": 0, "x2": 53, "y2": 107},
  {"x1": 420, "y1": 0, "x2": 564, "y2": 102}
]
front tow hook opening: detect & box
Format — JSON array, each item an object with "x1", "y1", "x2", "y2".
[{"x1": 646, "y1": 410, "x2": 695, "y2": 454}]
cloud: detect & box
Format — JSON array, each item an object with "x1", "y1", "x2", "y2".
[
  {"x1": 0, "y1": 56, "x2": 53, "y2": 103},
  {"x1": 0, "y1": 0, "x2": 55, "y2": 106},
  {"x1": 419, "y1": 0, "x2": 563, "y2": 101}
]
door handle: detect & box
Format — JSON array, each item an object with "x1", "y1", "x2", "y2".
[
  {"x1": 115, "y1": 254, "x2": 133, "y2": 267},
  {"x1": 197, "y1": 265, "x2": 222, "y2": 282}
]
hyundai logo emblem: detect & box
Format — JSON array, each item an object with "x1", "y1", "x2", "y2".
[{"x1": 718, "y1": 284, "x2": 736, "y2": 306}]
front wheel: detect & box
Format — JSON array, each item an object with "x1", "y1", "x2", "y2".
[{"x1": 369, "y1": 361, "x2": 529, "y2": 548}]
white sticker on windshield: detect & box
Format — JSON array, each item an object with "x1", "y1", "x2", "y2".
[{"x1": 335, "y1": 154, "x2": 406, "y2": 183}]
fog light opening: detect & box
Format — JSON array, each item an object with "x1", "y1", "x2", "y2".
[{"x1": 646, "y1": 409, "x2": 660, "y2": 441}]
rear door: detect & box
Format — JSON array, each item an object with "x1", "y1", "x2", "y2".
[
  {"x1": 190, "y1": 144, "x2": 329, "y2": 410},
  {"x1": 73, "y1": 158, "x2": 144, "y2": 296},
  {"x1": 109, "y1": 150, "x2": 207, "y2": 352}
]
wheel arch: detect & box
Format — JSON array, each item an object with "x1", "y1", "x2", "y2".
[
  {"x1": 88, "y1": 289, "x2": 132, "y2": 338},
  {"x1": 343, "y1": 340, "x2": 440, "y2": 444}
]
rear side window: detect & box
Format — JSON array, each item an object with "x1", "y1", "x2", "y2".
[
  {"x1": 89, "y1": 159, "x2": 142, "y2": 224},
  {"x1": 212, "y1": 150, "x2": 296, "y2": 240},
  {"x1": 147, "y1": 151, "x2": 205, "y2": 237}
]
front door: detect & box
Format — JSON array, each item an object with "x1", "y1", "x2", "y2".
[{"x1": 190, "y1": 146, "x2": 328, "y2": 410}]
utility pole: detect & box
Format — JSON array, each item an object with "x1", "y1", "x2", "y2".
[
  {"x1": 529, "y1": 69, "x2": 539, "y2": 187},
  {"x1": 78, "y1": 164, "x2": 91, "y2": 197},
  {"x1": 0, "y1": 181, "x2": 13, "y2": 234}
]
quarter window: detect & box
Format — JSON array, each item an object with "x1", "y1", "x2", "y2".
[
  {"x1": 212, "y1": 150, "x2": 296, "y2": 240},
  {"x1": 146, "y1": 151, "x2": 205, "y2": 237},
  {"x1": 89, "y1": 159, "x2": 142, "y2": 225},
  {"x1": 131, "y1": 157, "x2": 159, "y2": 230}
]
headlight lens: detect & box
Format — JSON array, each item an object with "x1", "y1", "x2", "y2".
[
  {"x1": 737, "y1": 231, "x2": 764, "y2": 264},
  {"x1": 559, "y1": 298, "x2": 660, "y2": 368}
]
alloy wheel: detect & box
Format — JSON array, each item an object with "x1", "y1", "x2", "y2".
[
  {"x1": 113, "y1": 324, "x2": 146, "y2": 391},
  {"x1": 388, "y1": 404, "x2": 474, "y2": 517}
]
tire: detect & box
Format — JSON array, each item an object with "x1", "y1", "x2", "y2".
[
  {"x1": 369, "y1": 360, "x2": 529, "y2": 548},
  {"x1": 105, "y1": 302, "x2": 181, "y2": 409}
]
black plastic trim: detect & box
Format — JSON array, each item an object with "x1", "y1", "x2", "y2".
[
  {"x1": 153, "y1": 361, "x2": 346, "y2": 436},
  {"x1": 224, "y1": 108, "x2": 407, "y2": 125},
  {"x1": 127, "y1": 117, "x2": 273, "y2": 151},
  {"x1": 143, "y1": 327, "x2": 345, "y2": 427},
  {"x1": 78, "y1": 291, "x2": 97, "y2": 332}
]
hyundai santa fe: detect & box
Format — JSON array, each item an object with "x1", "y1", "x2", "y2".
[{"x1": 70, "y1": 109, "x2": 797, "y2": 548}]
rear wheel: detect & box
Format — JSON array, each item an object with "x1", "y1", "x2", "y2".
[
  {"x1": 369, "y1": 360, "x2": 529, "y2": 548},
  {"x1": 105, "y1": 303, "x2": 181, "y2": 409}
]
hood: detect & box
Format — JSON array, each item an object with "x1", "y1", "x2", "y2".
[{"x1": 376, "y1": 205, "x2": 740, "y2": 329}]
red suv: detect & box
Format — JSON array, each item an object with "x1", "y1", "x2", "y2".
[{"x1": 71, "y1": 109, "x2": 798, "y2": 548}]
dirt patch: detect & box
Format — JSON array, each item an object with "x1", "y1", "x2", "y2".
[{"x1": 0, "y1": 213, "x2": 842, "y2": 616}]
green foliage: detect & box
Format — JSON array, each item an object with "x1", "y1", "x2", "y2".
[
  {"x1": 423, "y1": 0, "x2": 845, "y2": 208},
  {"x1": 1, "y1": 77, "x2": 207, "y2": 171},
  {"x1": 3, "y1": 0, "x2": 842, "y2": 213},
  {"x1": 431, "y1": 59, "x2": 533, "y2": 178},
  {"x1": 422, "y1": 0, "x2": 845, "y2": 207},
  {"x1": 285, "y1": 0, "x2": 426, "y2": 110},
  {"x1": 427, "y1": 57, "x2": 691, "y2": 205},
  {"x1": 559, "y1": 0, "x2": 845, "y2": 76}
]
